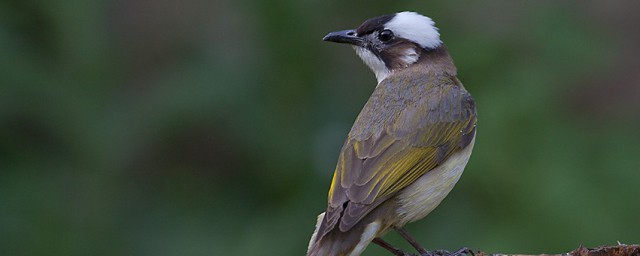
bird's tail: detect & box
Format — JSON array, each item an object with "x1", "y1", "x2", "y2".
[
  {"x1": 307, "y1": 212, "x2": 382, "y2": 256},
  {"x1": 306, "y1": 212, "x2": 326, "y2": 255}
]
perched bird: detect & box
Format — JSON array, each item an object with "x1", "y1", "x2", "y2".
[{"x1": 307, "y1": 11, "x2": 477, "y2": 256}]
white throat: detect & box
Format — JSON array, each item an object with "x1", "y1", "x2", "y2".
[{"x1": 353, "y1": 46, "x2": 390, "y2": 84}]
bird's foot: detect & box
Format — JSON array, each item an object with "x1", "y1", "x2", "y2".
[{"x1": 420, "y1": 247, "x2": 474, "y2": 256}]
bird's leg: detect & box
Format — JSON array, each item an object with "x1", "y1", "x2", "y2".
[
  {"x1": 372, "y1": 238, "x2": 408, "y2": 256},
  {"x1": 394, "y1": 227, "x2": 429, "y2": 255}
]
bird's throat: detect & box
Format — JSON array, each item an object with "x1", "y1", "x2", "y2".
[{"x1": 353, "y1": 46, "x2": 390, "y2": 84}]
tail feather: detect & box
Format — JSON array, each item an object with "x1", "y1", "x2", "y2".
[
  {"x1": 307, "y1": 212, "x2": 325, "y2": 254},
  {"x1": 307, "y1": 212, "x2": 382, "y2": 256}
]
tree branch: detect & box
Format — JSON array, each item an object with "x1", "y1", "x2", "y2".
[
  {"x1": 475, "y1": 244, "x2": 640, "y2": 256},
  {"x1": 392, "y1": 244, "x2": 640, "y2": 256}
]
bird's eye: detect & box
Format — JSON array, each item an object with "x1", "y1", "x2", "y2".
[{"x1": 378, "y1": 30, "x2": 394, "y2": 42}]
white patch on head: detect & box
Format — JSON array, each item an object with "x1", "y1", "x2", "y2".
[
  {"x1": 385, "y1": 11, "x2": 442, "y2": 49},
  {"x1": 349, "y1": 221, "x2": 381, "y2": 256},
  {"x1": 353, "y1": 46, "x2": 390, "y2": 84}
]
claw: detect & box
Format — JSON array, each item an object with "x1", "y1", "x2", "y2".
[
  {"x1": 420, "y1": 247, "x2": 473, "y2": 256},
  {"x1": 447, "y1": 247, "x2": 474, "y2": 256}
]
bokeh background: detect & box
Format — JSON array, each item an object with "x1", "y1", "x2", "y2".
[{"x1": 2, "y1": 0, "x2": 639, "y2": 255}]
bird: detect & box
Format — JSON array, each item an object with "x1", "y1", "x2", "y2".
[{"x1": 307, "y1": 11, "x2": 477, "y2": 256}]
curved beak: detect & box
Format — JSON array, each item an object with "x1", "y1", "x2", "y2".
[{"x1": 322, "y1": 29, "x2": 363, "y2": 46}]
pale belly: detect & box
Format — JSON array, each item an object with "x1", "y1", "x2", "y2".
[{"x1": 395, "y1": 137, "x2": 475, "y2": 224}]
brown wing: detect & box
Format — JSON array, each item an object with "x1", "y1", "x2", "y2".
[{"x1": 317, "y1": 73, "x2": 477, "y2": 238}]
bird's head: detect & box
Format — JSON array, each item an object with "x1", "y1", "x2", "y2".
[{"x1": 323, "y1": 11, "x2": 445, "y2": 83}]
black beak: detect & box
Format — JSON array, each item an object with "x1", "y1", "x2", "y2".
[{"x1": 322, "y1": 29, "x2": 363, "y2": 46}]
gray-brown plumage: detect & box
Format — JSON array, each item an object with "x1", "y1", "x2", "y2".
[{"x1": 308, "y1": 12, "x2": 476, "y2": 256}]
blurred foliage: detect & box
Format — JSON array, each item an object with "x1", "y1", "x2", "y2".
[{"x1": 1, "y1": 0, "x2": 639, "y2": 255}]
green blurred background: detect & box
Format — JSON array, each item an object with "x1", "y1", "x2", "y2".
[{"x1": 1, "y1": 0, "x2": 639, "y2": 255}]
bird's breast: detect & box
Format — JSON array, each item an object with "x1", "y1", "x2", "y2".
[{"x1": 394, "y1": 136, "x2": 475, "y2": 225}]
